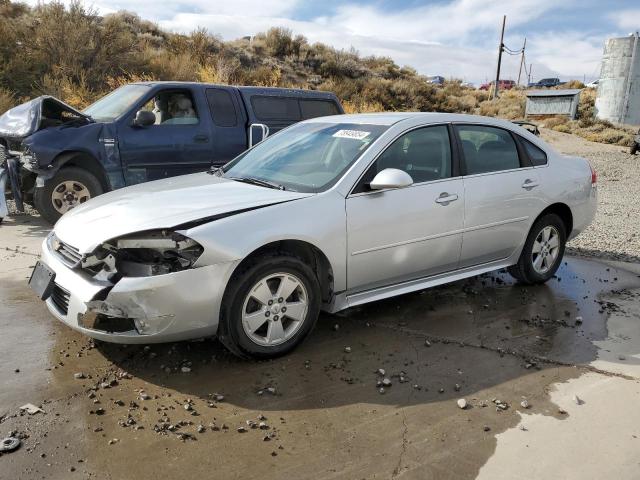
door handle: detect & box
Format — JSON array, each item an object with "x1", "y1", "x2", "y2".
[
  {"x1": 193, "y1": 134, "x2": 209, "y2": 143},
  {"x1": 435, "y1": 192, "x2": 458, "y2": 205},
  {"x1": 522, "y1": 179, "x2": 539, "y2": 189}
]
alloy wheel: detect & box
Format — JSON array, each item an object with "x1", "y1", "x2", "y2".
[
  {"x1": 531, "y1": 225, "x2": 560, "y2": 274},
  {"x1": 241, "y1": 272, "x2": 309, "y2": 347}
]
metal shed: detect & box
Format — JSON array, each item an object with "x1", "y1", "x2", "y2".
[{"x1": 525, "y1": 89, "x2": 582, "y2": 119}]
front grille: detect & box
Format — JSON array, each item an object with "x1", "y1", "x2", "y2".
[
  {"x1": 50, "y1": 284, "x2": 70, "y2": 315},
  {"x1": 55, "y1": 239, "x2": 83, "y2": 267}
]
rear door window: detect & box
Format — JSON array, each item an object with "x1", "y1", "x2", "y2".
[
  {"x1": 520, "y1": 137, "x2": 548, "y2": 166},
  {"x1": 251, "y1": 96, "x2": 300, "y2": 121},
  {"x1": 300, "y1": 99, "x2": 340, "y2": 119},
  {"x1": 206, "y1": 88, "x2": 238, "y2": 127},
  {"x1": 456, "y1": 125, "x2": 521, "y2": 175}
]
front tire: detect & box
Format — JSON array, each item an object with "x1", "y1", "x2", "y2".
[
  {"x1": 219, "y1": 255, "x2": 321, "y2": 359},
  {"x1": 630, "y1": 143, "x2": 638, "y2": 155},
  {"x1": 508, "y1": 213, "x2": 566, "y2": 284},
  {"x1": 34, "y1": 167, "x2": 103, "y2": 224}
]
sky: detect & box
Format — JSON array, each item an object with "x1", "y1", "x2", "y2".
[{"x1": 25, "y1": 0, "x2": 640, "y2": 85}]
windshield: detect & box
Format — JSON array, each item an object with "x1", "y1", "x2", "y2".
[
  {"x1": 223, "y1": 122, "x2": 387, "y2": 193},
  {"x1": 83, "y1": 84, "x2": 151, "y2": 122}
]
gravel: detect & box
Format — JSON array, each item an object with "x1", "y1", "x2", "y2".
[{"x1": 543, "y1": 129, "x2": 640, "y2": 263}]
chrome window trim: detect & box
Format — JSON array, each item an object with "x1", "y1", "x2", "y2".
[{"x1": 461, "y1": 165, "x2": 536, "y2": 180}]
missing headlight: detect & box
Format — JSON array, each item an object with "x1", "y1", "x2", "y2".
[{"x1": 83, "y1": 230, "x2": 203, "y2": 279}]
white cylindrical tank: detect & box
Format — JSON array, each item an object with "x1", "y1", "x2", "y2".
[{"x1": 595, "y1": 33, "x2": 640, "y2": 125}]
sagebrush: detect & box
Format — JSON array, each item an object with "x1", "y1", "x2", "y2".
[{"x1": 0, "y1": 0, "x2": 632, "y2": 146}]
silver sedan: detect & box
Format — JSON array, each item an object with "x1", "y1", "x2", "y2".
[{"x1": 30, "y1": 113, "x2": 597, "y2": 358}]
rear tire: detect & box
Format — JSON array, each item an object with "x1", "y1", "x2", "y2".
[
  {"x1": 34, "y1": 167, "x2": 103, "y2": 224},
  {"x1": 508, "y1": 213, "x2": 566, "y2": 285},
  {"x1": 630, "y1": 143, "x2": 638, "y2": 155},
  {"x1": 218, "y1": 255, "x2": 321, "y2": 359}
]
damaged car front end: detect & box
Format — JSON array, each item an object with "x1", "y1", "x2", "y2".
[
  {"x1": 39, "y1": 228, "x2": 237, "y2": 343},
  {"x1": 0, "y1": 96, "x2": 98, "y2": 221}
]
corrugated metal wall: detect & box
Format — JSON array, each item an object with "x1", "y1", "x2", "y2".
[{"x1": 526, "y1": 95, "x2": 580, "y2": 118}]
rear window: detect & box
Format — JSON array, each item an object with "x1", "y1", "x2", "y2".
[
  {"x1": 521, "y1": 137, "x2": 548, "y2": 166},
  {"x1": 206, "y1": 88, "x2": 238, "y2": 127},
  {"x1": 251, "y1": 96, "x2": 300, "y2": 121},
  {"x1": 300, "y1": 99, "x2": 340, "y2": 119}
]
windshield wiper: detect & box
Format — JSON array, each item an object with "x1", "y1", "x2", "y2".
[
  {"x1": 229, "y1": 176, "x2": 285, "y2": 190},
  {"x1": 207, "y1": 166, "x2": 225, "y2": 176}
]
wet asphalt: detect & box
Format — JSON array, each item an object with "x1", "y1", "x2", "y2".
[{"x1": 1, "y1": 214, "x2": 639, "y2": 479}]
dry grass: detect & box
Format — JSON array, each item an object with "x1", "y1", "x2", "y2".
[
  {"x1": 0, "y1": 2, "x2": 633, "y2": 147},
  {"x1": 0, "y1": 88, "x2": 15, "y2": 116}
]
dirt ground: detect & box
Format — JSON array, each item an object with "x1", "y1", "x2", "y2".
[{"x1": 1, "y1": 132, "x2": 640, "y2": 479}]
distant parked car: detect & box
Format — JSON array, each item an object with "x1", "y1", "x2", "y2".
[
  {"x1": 427, "y1": 76, "x2": 445, "y2": 85},
  {"x1": 0, "y1": 82, "x2": 343, "y2": 223},
  {"x1": 479, "y1": 80, "x2": 515, "y2": 91},
  {"x1": 30, "y1": 112, "x2": 597, "y2": 358},
  {"x1": 531, "y1": 78, "x2": 562, "y2": 88},
  {"x1": 585, "y1": 79, "x2": 600, "y2": 88}
]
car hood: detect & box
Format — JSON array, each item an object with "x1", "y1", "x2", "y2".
[
  {"x1": 0, "y1": 96, "x2": 92, "y2": 140},
  {"x1": 55, "y1": 173, "x2": 313, "y2": 252}
]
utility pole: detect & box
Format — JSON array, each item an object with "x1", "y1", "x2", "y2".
[
  {"x1": 517, "y1": 37, "x2": 527, "y2": 86},
  {"x1": 528, "y1": 64, "x2": 533, "y2": 85},
  {"x1": 493, "y1": 15, "x2": 506, "y2": 99}
]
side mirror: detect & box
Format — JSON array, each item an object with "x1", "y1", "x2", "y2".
[
  {"x1": 369, "y1": 168, "x2": 413, "y2": 190},
  {"x1": 133, "y1": 110, "x2": 156, "y2": 127}
]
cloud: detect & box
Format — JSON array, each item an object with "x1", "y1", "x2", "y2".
[{"x1": 609, "y1": 9, "x2": 640, "y2": 32}]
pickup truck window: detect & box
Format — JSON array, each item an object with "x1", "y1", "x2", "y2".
[
  {"x1": 251, "y1": 96, "x2": 301, "y2": 121},
  {"x1": 300, "y1": 99, "x2": 340, "y2": 119},
  {"x1": 83, "y1": 84, "x2": 150, "y2": 122},
  {"x1": 140, "y1": 90, "x2": 199, "y2": 126},
  {"x1": 223, "y1": 122, "x2": 387, "y2": 193},
  {"x1": 206, "y1": 88, "x2": 238, "y2": 127}
]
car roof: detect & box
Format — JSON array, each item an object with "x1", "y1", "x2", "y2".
[
  {"x1": 304, "y1": 112, "x2": 523, "y2": 129},
  {"x1": 130, "y1": 82, "x2": 337, "y2": 98}
]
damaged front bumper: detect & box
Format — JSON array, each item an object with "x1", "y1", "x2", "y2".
[
  {"x1": 0, "y1": 163, "x2": 8, "y2": 218},
  {"x1": 0, "y1": 153, "x2": 26, "y2": 216},
  {"x1": 40, "y1": 237, "x2": 239, "y2": 344}
]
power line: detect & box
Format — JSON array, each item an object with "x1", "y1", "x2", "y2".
[{"x1": 492, "y1": 16, "x2": 528, "y2": 96}]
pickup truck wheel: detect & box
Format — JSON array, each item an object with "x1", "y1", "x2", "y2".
[
  {"x1": 219, "y1": 255, "x2": 321, "y2": 359},
  {"x1": 630, "y1": 143, "x2": 638, "y2": 155},
  {"x1": 508, "y1": 214, "x2": 566, "y2": 285},
  {"x1": 34, "y1": 167, "x2": 103, "y2": 224}
]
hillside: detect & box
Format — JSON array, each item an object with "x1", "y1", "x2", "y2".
[{"x1": 0, "y1": 0, "x2": 633, "y2": 146}]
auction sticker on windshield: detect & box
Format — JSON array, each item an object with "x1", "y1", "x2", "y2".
[{"x1": 333, "y1": 129, "x2": 370, "y2": 140}]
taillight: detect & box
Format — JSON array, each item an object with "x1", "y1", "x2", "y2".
[{"x1": 590, "y1": 164, "x2": 597, "y2": 184}]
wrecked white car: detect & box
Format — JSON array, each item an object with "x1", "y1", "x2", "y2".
[{"x1": 30, "y1": 113, "x2": 597, "y2": 358}]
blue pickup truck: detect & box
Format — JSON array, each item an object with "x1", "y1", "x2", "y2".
[{"x1": 0, "y1": 82, "x2": 343, "y2": 223}]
